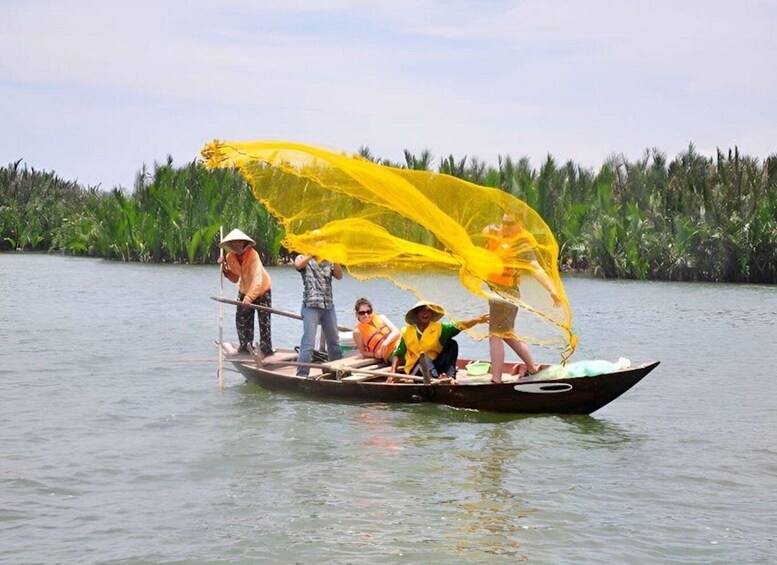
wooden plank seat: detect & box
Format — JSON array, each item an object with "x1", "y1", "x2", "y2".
[
  {"x1": 339, "y1": 364, "x2": 387, "y2": 382},
  {"x1": 325, "y1": 355, "x2": 384, "y2": 370},
  {"x1": 255, "y1": 349, "x2": 298, "y2": 365},
  {"x1": 240, "y1": 346, "x2": 388, "y2": 380}
]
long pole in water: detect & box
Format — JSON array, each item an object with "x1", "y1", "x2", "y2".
[{"x1": 217, "y1": 227, "x2": 224, "y2": 388}]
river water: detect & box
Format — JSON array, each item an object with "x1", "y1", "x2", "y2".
[{"x1": 1, "y1": 254, "x2": 775, "y2": 564}]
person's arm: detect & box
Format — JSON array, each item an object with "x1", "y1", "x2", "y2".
[
  {"x1": 453, "y1": 314, "x2": 489, "y2": 331},
  {"x1": 530, "y1": 259, "x2": 561, "y2": 306},
  {"x1": 222, "y1": 267, "x2": 239, "y2": 284},
  {"x1": 241, "y1": 251, "x2": 266, "y2": 304},
  {"x1": 353, "y1": 329, "x2": 372, "y2": 358},
  {"x1": 377, "y1": 315, "x2": 400, "y2": 359},
  {"x1": 219, "y1": 253, "x2": 240, "y2": 284},
  {"x1": 294, "y1": 254, "x2": 311, "y2": 271},
  {"x1": 482, "y1": 224, "x2": 498, "y2": 235},
  {"x1": 391, "y1": 337, "x2": 406, "y2": 373},
  {"x1": 332, "y1": 263, "x2": 343, "y2": 280}
]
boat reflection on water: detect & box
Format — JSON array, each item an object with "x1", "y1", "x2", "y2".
[
  {"x1": 558, "y1": 414, "x2": 638, "y2": 448},
  {"x1": 453, "y1": 426, "x2": 530, "y2": 559}
]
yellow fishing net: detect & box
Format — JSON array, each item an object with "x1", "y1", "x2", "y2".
[{"x1": 202, "y1": 140, "x2": 577, "y2": 360}]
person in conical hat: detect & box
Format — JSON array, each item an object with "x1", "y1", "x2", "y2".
[
  {"x1": 390, "y1": 300, "x2": 488, "y2": 382},
  {"x1": 219, "y1": 228, "x2": 255, "y2": 250},
  {"x1": 218, "y1": 228, "x2": 273, "y2": 356},
  {"x1": 404, "y1": 300, "x2": 444, "y2": 325}
]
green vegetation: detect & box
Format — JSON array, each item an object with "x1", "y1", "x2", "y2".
[
  {"x1": 2, "y1": 145, "x2": 775, "y2": 283},
  {"x1": 360, "y1": 144, "x2": 777, "y2": 284},
  {"x1": 0, "y1": 157, "x2": 283, "y2": 264}
]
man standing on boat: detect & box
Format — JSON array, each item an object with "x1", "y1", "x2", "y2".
[
  {"x1": 484, "y1": 213, "x2": 561, "y2": 383},
  {"x1": 218, "y1": 229, "x2": 273, "y2": 356},
  {"x1": 294, "y1": 254, "x2": 343, "y2": 376}
]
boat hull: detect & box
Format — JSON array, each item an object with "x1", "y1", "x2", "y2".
[{"x1": 230, "y1": 357, "x2": 659, "y2": 415}]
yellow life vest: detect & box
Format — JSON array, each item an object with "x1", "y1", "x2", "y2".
[
  {"x1": 401, "y1": 322, "x2": 444, "y2": 373},
  {"x1": 356, "y1": 314, "x2": 398, "y2": 361}
]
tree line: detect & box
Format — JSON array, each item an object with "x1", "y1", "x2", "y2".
[
  {"x1": 1, "y1": 144, "x2": 775, "y2": 283},
  {"x1": 0, "y1": 157, "x2": 283, "y2": 265}
]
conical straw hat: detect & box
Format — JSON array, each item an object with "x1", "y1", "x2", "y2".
[
  {"x1": 219, "y1": 228, "x2": 255, "y2": 250},
  {"x1": 405, "y1": 301, "x2": 444, "y2": 324}
]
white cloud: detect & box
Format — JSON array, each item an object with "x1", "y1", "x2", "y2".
[{"x1": 1, "y1": 0, "x2": 775, "y2": 188}]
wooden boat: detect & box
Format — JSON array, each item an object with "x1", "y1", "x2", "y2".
[{"x1": 220, "y1": 345, "x2": 659, "y2": 415}]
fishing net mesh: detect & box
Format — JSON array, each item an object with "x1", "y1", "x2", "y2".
[{"x1": 202, "y1": 140, "x2": 577, "y2": 361}]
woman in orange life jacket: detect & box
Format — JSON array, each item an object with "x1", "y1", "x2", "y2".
[
  {"x1": 217, "y1": 228, "x2": 273, "y2": 356},
  {"x1": 352, "y1": 298, "x2": 401, "y2": 363},
  {"x1": 390, "y1": 301, "x2": 488, "y2": 383},
  {"x1": 483, "y1": 213, "x2": 561, "y2": 383}
]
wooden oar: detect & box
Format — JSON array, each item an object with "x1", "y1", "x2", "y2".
[
  {"x1": 217, "y1": 227, "x2": 224, "y2": 388},
  {"x1": 210, "y1": 296, "x2": 352, "y2": 332}
]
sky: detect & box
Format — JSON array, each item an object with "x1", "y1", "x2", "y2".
[{"x1": 2, "y1": 0, "x2": 775, "y2": 190}]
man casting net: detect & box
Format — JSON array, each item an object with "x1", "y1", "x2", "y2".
[{"x1": 201, "y1": 140, "x2": 577, "y2": 362}]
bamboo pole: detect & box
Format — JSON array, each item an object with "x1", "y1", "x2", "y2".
[
  {"x1": 210, "y1": 296, "x2": 352, "y2": 332},
  {"x1": 217, "y1": 227, "x2": 224, "y2": 388}
]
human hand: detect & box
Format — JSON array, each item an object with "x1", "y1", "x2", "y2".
[
  {"x1": 217, "y1": 256, "x2": 225, "y2": 265},
  {"x1": 377, "y1": 343, "x2": 387, "y2": 359}
]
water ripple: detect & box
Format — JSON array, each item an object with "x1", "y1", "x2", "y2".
[{"x1": 2, "y1": 256, "x2": 776, "y2": 564}]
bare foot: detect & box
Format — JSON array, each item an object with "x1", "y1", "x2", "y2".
[{"x1": 511, "y1": 364, "x2": 528, "y2": 377}]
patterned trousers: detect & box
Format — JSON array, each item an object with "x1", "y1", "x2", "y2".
[{"x1": 236, "y1": 289, "x2": 273, "y2": 355}]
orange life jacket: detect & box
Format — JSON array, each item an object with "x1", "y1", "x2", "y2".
[
  {"x1": 485, "y1": 234, "x2": 519, "y2": 287},
  {"x1": 356, "y1": 314, "x2": 398, "y2": 361}
]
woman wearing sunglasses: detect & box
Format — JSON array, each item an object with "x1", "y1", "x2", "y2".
[{"x1": 352, "y1": 297, "x2": 401, "y2": 362}]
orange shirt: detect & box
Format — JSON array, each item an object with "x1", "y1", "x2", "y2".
[{"x1": 225, "y1": 248, "x2": 271, "y2": 302}]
